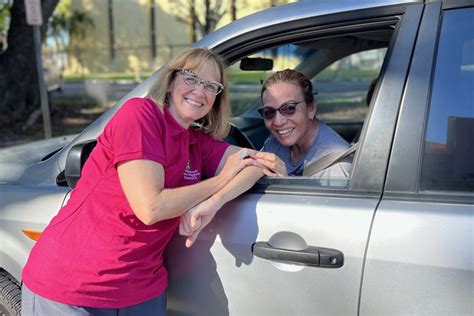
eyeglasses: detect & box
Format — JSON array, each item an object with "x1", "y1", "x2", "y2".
[
  {"x1": 257, "y1": 100, "x2": 305, "y2": 120},
  {"x1": 177, "y1": 69, "x2": 224, "y2": 95}
]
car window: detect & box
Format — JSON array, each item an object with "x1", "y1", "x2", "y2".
[
  {"x1": 314, "y1": 48, "x2": 386, "y2": 143},
  {"x1": 420, "y1": 7, "x2": 474, "y2": 193},
  {"x1": 228, "y1": 32, "x2": 390, "y2": 188}
]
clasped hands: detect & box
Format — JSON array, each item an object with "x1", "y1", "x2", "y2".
[{"x1": 179, "y1": 148, "x2": 287, "y2": 248}]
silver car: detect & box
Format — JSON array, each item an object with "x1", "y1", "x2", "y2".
[{"x1": 0, "y1": 0, "x2": 473, "y2": 315}]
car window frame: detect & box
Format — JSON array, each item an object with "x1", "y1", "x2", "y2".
[{"x1": 217, "y1": 4, "x2": 425, "y2": 196}]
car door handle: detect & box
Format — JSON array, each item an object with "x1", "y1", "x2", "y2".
[{"x1": 252, "y1": 242, "x2": 344, "y2": 268}]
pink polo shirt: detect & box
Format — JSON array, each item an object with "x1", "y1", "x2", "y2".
[{"x1": 22, "y1": 97, "x2": 229, "y2": 308}]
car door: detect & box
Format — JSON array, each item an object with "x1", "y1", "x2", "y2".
[
  {"x1": 165, "y1": 3, "x2": 424, "y2": 315},
  {"x1": 360, "y1": 2, "x2": 474, "y2": 315}
]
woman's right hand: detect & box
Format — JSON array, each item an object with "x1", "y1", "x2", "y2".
[
  {"x1": 217, "y1": 148, "x2": 257, "y2": 182},
  {"x1": 179, "y1": 196, "x2": 221, "y2": 248},
  {"x1": 254, "y1": 152, "x2": 288, "y2": 177}
]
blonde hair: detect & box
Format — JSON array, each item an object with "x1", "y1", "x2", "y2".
[{"x1": 147, "y1": 48, "x2": 230, "y2": 139}]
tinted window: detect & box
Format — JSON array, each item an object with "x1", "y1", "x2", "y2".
[{"x1": 420, "y1": 8, "x2": 474, "y2": 193}]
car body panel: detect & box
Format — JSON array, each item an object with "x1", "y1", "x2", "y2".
[
  {"x1": 0, "y1": 185, "x2": 69, "y2": 281},
  {"x1": 0, "y1": 135, "x2": 75, "y2": 165},
  {"x1": 360, "y1": 200, "x2": 473, "y2": 315},
  {"x1": 166, "y1": 193, "x2": 380, "y2": 315}
]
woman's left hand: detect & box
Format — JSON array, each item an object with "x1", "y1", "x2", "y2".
[{"x1": 179, "y1": 197, "x2": 221, "y2": 248}]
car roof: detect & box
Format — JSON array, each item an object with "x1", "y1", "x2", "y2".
[{"x1": 195, "y1": 0, "x2": 423, "y2": 49}]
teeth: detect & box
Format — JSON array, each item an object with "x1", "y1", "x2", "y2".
[
  {"x1": 277, "y1": 128, "x2": 293, "y2": 135},
  {"x1": 186, "y1": 98, "x2": 203, "y2": 107}
]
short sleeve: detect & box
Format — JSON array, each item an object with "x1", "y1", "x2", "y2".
[
  {"x1": 104, "y1": 98, "x2": 166, "y2": 167},
  {"x1": 195, "y1": 131, "x2": 229, "y2": 178}
]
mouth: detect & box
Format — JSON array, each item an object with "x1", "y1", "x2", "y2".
[
  {"x1": 276, "y1": 127, "x2": 294, "y2": 136},
  {"x1": 185, "y1": 98, "x2": 205, "y2": 107}
]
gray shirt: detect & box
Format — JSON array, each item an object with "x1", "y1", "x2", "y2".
[{"x1": 261, "y1": 121, "x2": 352, "y2": 180}]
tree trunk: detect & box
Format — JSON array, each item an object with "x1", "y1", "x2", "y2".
[{"x1": 0, "y1": 0, "x2": 58, "y2": 127}]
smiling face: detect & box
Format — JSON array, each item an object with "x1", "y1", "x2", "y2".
[
  {"x1": 167, "y1": 64, "x2": 221, "y2": 129},
  {"x1": 262, "y1": 82, "x2": 317, "y2": 148}
]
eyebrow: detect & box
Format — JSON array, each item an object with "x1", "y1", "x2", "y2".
[{"x1": 263, "y1": 99, "x2": 301, "y2": 107}]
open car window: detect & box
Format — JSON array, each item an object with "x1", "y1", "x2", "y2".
[{"x1": 228, "y1": 31, "x2": 390, "y2": 189}]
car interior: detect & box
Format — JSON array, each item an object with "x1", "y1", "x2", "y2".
[{"x1": 223, "y1": 30, "x2": 392, "y2": 186}]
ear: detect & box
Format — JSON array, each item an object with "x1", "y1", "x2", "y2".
[{"x1": 308, "y1": 100, "x2": 317, "y2": 119}]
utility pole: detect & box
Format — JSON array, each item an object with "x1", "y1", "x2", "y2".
[
  {"x1": 231, "y1": 0, "x2": 237, "y2": 21},
  {"x1": 108, "y1": 0, "x2": 116, "y2": 67},
  {"x1": 25, "y1": 0, "x2": 52, "y2": 139},
  {"x1": 189, "y1": 0, "x2": 196, "y2": 42},
  {"x1": 150, "y1": 0, "x2": 157, "y2": 67}
]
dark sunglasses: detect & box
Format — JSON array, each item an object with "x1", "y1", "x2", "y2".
[{"x1": 257, "y1": 100, "x2": 305, "y2": 120}]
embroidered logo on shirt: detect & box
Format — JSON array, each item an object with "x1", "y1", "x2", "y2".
[
  {"x1": 186, "y1": 160, "x2": 191, "y2": 171},
  {"x1": 183, "y1": 160, "x2": 200, "y2": 180}
]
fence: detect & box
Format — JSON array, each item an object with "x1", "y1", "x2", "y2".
[{"x1": 46, "y1": 43, "x2": 191, "y2": 79}]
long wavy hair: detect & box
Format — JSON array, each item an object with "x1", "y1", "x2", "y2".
[{"x1": 147, "y1": 48, "x2": 230, "y2": 139}]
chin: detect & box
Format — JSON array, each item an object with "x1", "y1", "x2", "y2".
[{"x1": 274, "y1": 135, "x2": 297, "y2": 147}]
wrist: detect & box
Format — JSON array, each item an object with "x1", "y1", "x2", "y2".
[
  {"x1": 216, "y1": 170, "x2": 232, "y2": 186},
  {"x1": 208, "y1": 194, "x2": 225, "y2": 212}
]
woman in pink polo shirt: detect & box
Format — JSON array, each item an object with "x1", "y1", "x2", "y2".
[{"x1": 21, "y1": 48, "x2": 264, "y2": 315}]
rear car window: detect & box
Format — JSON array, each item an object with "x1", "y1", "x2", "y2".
[{"x1": 420, "y1": 7, "x2": 474, "y2": 193}]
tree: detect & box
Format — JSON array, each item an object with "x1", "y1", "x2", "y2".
[
  {"x1": 0, "y1": 1, "x2": 12, "y2": 52},
  {"x1": 48, "y1": 1, "x2": 94, "y2": 52},
  {"x1": 0, "y1": 0, "x2": 59, "y2": 128},
  {"x1": 168, "y1": 0, "x2": 227, "y2": 41}
]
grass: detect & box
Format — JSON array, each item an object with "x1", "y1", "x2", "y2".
[
  {"x1": 64, "y1": 72, "x2": 155, "y2": 83},
  {"x1": 316, "y1": 68, "x2": 379, "y2": 81},
  {"x1": 228, "y1": 71, "x2": 269, "y2": 84},
  {"x1": 64, "y1": 68, "x2": 378, "y2": 85}
]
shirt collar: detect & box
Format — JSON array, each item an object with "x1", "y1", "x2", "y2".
[{"x1": 163, "y1": 106, "x2": 197, "y2": 144}]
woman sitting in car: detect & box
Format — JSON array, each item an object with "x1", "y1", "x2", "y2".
[{"x1": 255, "y1": 69, "x2": 352, "y2": 179}]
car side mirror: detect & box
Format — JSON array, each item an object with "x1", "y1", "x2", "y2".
[
  {"x1": 240, "y1": 57, "x2": 273, "y2": 71},
  {"x1": 65, "y1": 140, "x2": 97, "y2": 189}
]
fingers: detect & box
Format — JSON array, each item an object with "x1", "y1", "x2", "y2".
[
  {"x1": 179, "y1": 208, "x2": 202, "y2": 236},
  {"x1": 185, "y1": 227, "x2": 203, "y2": 248},
  {"x1": 223, "y1": 149, "x2": 259, "y2": 177},
  {"x1": 262, "y1": 168, "x2": 277, "y2": 177},
  {"x1": 179, "y1": 221, "x2": 189, "y2": 236},
  {"x1": 254, "y1": 152, "x2": 287, "y2": 176},
  {"x1": 237, "y1": 148, "x2": 257, "y2": 159},
  {"x1": 179, "y1": 213, "x2": 192, "y2": 236},
  {"x1": 191, "y1": 213, "x2": 202, "y2": 230}
]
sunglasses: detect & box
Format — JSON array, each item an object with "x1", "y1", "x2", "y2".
[
  {"x1": 257, "y1": 100, "x2": 305, "y2": 120},
  {"x1": 177, "y1": 69, "x2": 224, "y2": 95}
]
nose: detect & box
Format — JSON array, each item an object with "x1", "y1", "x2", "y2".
[
  {"x1": 191, "y1": 82, "x2": 206, "y2": 95},
  {"x1": 272, "y1": 110, "x2": 287, "y2": 126}
]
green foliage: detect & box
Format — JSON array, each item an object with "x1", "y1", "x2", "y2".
[
  {"x1": 315, "y1": 68, "x2": 379, "y2": 81},
  {"x1": 0, "y1": 1, "x2": 12, "y2": 36},
  {"x1": 228, "y1": 70, "x2": 269, "y2": 84},
  {"x1": 48, "y1": 0, "x2": 94, "y2": 50}
]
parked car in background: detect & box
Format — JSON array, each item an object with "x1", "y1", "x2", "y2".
[
  {"x1": 0, "y1": 0, "x2": 472, "y2": 315},
  {"x1": 43, "y1": 57, "x2": 64, "y2": 93}
]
